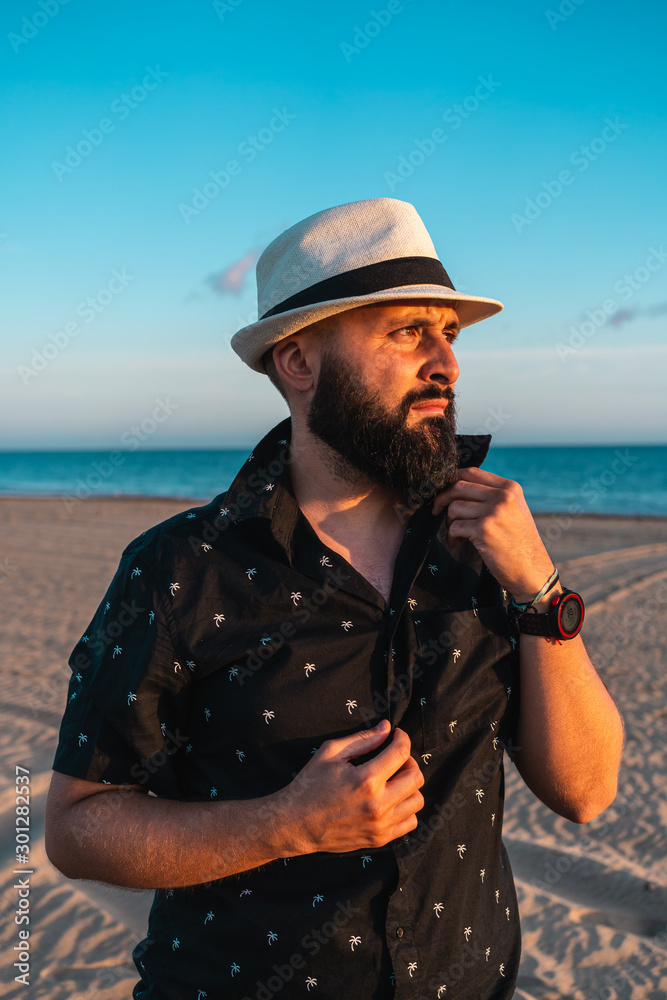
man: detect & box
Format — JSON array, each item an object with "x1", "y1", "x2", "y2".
[{"x1": 45, "y1": 198, "x2": 624, "y2": 1000}]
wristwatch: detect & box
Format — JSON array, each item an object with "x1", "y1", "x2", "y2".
[{"x1": 511, "y1": 588, "x2": 585, "y2": 640}]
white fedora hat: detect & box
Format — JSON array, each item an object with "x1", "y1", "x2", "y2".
[{"x1": 231, "y1": 197, "x2": 503, "y2": 374}]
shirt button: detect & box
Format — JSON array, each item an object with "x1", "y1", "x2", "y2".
[{"x1": 395, "y1": 927, "x2": 404, "y2": 939}]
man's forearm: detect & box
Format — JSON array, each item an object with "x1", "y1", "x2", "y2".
[
  {"x1": 513, "y1": 622, "x2": 625, "y2": 822},
  {"x1": 48, "y1": 786, "x2": 298, "y2": 889}
]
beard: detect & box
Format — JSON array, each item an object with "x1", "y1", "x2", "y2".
[{"x1": 306, "y1": 344, "x2": 460, "y2": 503}]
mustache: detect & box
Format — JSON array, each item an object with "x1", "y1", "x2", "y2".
[{"x1": 400, "y1": 385, "x2": 455, "y2": 416}]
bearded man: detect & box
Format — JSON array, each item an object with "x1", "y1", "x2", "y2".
[{"x1": 45, "y1": 198, "x2": 624, "y2": 1000}]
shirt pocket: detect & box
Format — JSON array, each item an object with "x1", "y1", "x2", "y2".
[{"x1": 414, "y1": 605, "x2": 517, "y2": 753}]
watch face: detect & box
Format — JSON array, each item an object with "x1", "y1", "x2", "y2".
[{"x1": 558, "y1": 594, "x2": 584, "y2": 636}]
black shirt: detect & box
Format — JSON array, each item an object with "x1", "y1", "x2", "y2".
[{"x1": 53, "y1": 416, "x2": 522, "y2": 1000}]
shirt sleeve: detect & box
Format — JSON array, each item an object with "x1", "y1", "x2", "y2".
[{"x1": 52, "y1": 540, "x2": 188, "y2": 797}]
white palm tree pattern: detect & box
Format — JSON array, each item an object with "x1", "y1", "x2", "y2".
[
  {"x1": 407, "y1": 962, "x2": 417, "y2": 977},
  {"x1": 231, "y1": 962, "x2": 240, "y2": 975},
  {"x1": 341, "y1": 621, "x2": 352, "y2": 631},
  {"x1": 219, "y1": 507, "x2": 229, "y2": 516},
  {"x1": 421, "y1": 753, "x2": 432, "y2": 765},
  {"x1": 246, "y1": 567, "x2": 257, "y2": 579},
  {"x1": 492, "y1": 737, "x2": 499, "y2": 750},
  {"x1": 201, "y1": 543, "x2": 212, "y2": 553},
  {"x1": 263, "y1": 483, "x2": 274, "y2": 491},
  {"x1": 471, "y1": 596, "x2": 478, "y2": 616},
  {"x1": 267, "y1": 931, "x2": 278, "y2": 945},
  {"x1": 506, "y1": 686, "x2": 512, "y2": 698},
  {"x1": 127, "y1": 691, "x2": 137, "y2": 705},
  {"x1": 260, "y1": 636, "x2": 272, "y2": 645},
  {"x1": 210, "y1": 787, "x2": 217, "y2": 798},
  {"x1": 204, "y1": 708, "x2": 211, "y2": 721},
  {"x1": 229, "y1": 667, "x2": 238, "y2": 680},
  {"x1": 104, "y1": 601, "x2": 110, "y2": 612},
  {"x1": 173, "y1": 660, "x2": 181, "y2": 673},
  {"x1": 437, "y1": 987, "x2": 447, "y2": 998},
  {"x1": 449, "y1": 720, "x2": 458, "y2": 733},
  {"x1": 78, "y1": 732, "x2": 87, "y2": 746},
  {"x1": 198, "y1": 988, "x2": 208, "y2": 998},
  {"x1": 427, "y1": 564, "x2": 438, "y2": 575},
  {"x1": 457, "y1": 844, "x2": 467, "y2": 858},
  {"x1": 291, "y1": 592, "x2": 302, "y2": 604},
  {"x1": 499, "y1": 963, "x2": 506, "y2": 977},
  {"x1": 506, "y1": 907, "x2": 510, "y2": 921},
  {"x1": 346, "y1": 700, "x2": 357, "y2": 714},
  {"x1": 169, "y1": 582, "x2": 180, "y2": 596},
  {"x1": 480, "y1": 869, "x2": 485, "y2": 882},
  {"x1": 304, "y1": 663, "x2": 316, "y2": 676},
  {"x1": 491, "y1": 813, "x2": 496, "y2": 826},
  {"x1": 319, "y1": 555, "x2": 332, "y2": 567},
  {"x1": 112, "y1": 645, "x2": 122, "y2": 657},
  {"x1": 239, "y1": 888, "x2": 252, "y2": 896},
  {"x1": 495, "y1": 890, "x2": 500, "y2": 903},
  {"x1": 453, "y1": 648, "x2": 461, "y2": 661},
  {"x1": 490, "y1": 720, "x2": 498, "y2": 731},
  {"x1": 131, "y1": 566, "x2": 142, "y2": 578},
  {"x1": 263, "y1": 709, "x2": 275, "y2": 724},
  {"x1": 485, "y1": 947, "x2": 490, "y2": 961},
  {"x1": 312, "y1": 894, "x2": 323, "y2": 906},
  {"x1": 235, "y1": 749, "x2": 245, "y2": 761},
  {"x1": 186, "y1": 660, "x2": 195, "y2": 671},
  {"x1": 464, "y1": 926, "x2": 472, "y2": 941},
  {"x1": 361, "y1": 855, "x2": 372, "y2": 868},
  {"x1": 172, "y1": 938, "x2": 179, "y2": 950},
  {"x1": 349, "y1": 935, "x2": 361, "y2": 951},
  {"x1": 510, "y1": 636, "x2": 518, "y2": 649},
  {"x1": 306, "y1": 977, "x2": 318, "y2": 990},
  {"x1": 186, "y1": 512, "x2": 196, "y2": 519},
  {"x1": 433, "y1": 902, "x2": 444, "y2": 918},
  {"x1": 407, "y1": 597, "x2": 417, "y2": 609},
  {"x1": 148, "y1": 611, "x2": 155, "y2": 624},
  {"x1": 475, "y1": 788, "x2": 484, "y2": 802},
  {"x1": 214, "y1": 613, "x2": 225, "y2": 627},
  {"x1": 204, "y1": 911, "x2": 214, "y2": 923}
]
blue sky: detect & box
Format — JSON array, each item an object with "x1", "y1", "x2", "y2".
[{"x1": 1, "y1": 0, "x2": 666, "y2": 447}]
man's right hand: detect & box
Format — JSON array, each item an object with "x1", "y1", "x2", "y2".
[{"x1": 276, "y1": 719, "x2": 425, "y2": 855}]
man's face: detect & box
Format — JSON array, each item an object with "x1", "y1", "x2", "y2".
[{"x1": 305, "y1": 300, "x2": 462, "y2": 500}]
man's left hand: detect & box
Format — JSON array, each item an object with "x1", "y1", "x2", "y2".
[{"x1": 432, "y1": 468, "x2": 555, "y2": 603}]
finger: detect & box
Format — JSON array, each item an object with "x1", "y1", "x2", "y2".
[
  {"x1": 390, "y1": 789, "x2": 425, "y2": 825},
  {"x1": 321, "y1": 719, "x2": 391, "y2": 762},
  {"x1": 356, "y1": 727, "x2": 412, "y2": 784}
]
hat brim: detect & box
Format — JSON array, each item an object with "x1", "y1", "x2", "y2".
[{"x1": 231, "y1": 284, "x2": 503, "y2": 373}]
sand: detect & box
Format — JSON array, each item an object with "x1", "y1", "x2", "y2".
[{"x1": 1, "y1": 496, "x2": 666, "y2": 999}]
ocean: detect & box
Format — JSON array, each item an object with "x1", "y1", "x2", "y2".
[{"x1": 0, "y1": 445, "x2": 665, "y2": 517}]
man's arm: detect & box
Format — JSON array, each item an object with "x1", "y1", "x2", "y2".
[
  {"x1": 432, "y1": 468, "x2": 624, "y2": 823},
  {"x1": 45, "y1": 720, "x2": 425, "y2": 889}
]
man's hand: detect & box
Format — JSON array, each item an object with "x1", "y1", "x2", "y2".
[
  {"x1": 432, "y1": 467, "x2": 554, "y2": 603},
  {"x1": 278, "y1": 720, "x2": 425, "y2": 855}
]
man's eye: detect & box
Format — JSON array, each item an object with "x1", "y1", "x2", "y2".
[{"x1": 396, "y1": 327, "x2": 419, "y2": 337}]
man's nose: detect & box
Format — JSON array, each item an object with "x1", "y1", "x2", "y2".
[{"x1": 419, "y1": 339, "x2": 460, "y2": 386}]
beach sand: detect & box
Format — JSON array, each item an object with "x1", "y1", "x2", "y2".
[{"x1": 1, "y1": 496, "x2": 666, "y2": 999}]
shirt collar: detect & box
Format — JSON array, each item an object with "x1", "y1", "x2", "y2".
[{"x1": 221, "y1": 416, "x2": 491, "y2": 554}]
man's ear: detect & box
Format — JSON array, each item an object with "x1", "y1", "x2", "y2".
[{"x1": 272, "y1": 334, "x2": 318, "y2": 396}]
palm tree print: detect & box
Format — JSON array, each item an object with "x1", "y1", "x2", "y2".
[
  {"x1": 506, "y1": 686, "x2": 512, "y2": 698},
  {"x1": 160, "y1": 722, "x2": 166, "y2": 735},
  {"x1": 495, "y1": 890, "x2": 500, "y2": 903},
  {"x1": 186, "y1": 512, "x2": 196, "y2": 519},
  {"x1": 198, "y1": 990, "x2": 209, "y2": 998},
  {"x1": 437, "y1": 987, "x2": 447, "y2": 998},
  {"x1": 433, "y1": 902, "x2": 444, "y2": 918},
  {"x1": 210, "y1": 787, "x2": 217, "y2": 798},
  {"x1": 346, "y1": 700, "x2": 357, "y2": 714},
  {"x1": 229, "y1": 667, "x2": 239, "y2": 680},
  {"x1": 457, "y1": 844, "x2": 467, "y2": 858},
  {"x1": 480, "y1": 869, "x2": 486, "y2": 882},
  {"x1": 235, "y1": 749, "x2": 245, "y2": 761},
  {"x1": 306, "y1": 977, "x2": 317, "y2": 991},
  {"x1": 475, "y1": 789, "x2": 484, "y2": 802},
  {"x1": 214, "y1": 613, "x2": 225, "y2": 627},
  {"x1": 464, "y1": 926, "x2": 472, "y2": 941},
  {"x1": 361, "y1": 855, "x2": 372, "y2": 868},
  {"x1": 427, "y1": 564, "x2": 438, "y2": 575},
  {"x1": 349, "y1": 935, "x2": 361, "y2": 951},
  {"x1": 491, "y1": 813, "x2": 496, "y2": 826},
  {"x1": 219, "y1": 507, "x2": 230, "y2": 516},
  {"x1": 505, "y1": 907, "x2": 510, "y2": 921},
  {"x1": 499, "y1": 964, "x2": 506, "y2": 977},
  {"x1": 204, "y1": 707, "x2": 211, "y2": 721},
  {"x1": 173, "y1": 660, "x2": 181, "y2": 673},
  {"x1": 112, "y1": 645, "x2": 122, "y2": 657},
  {"x1": 320, "y1": 555, "x2": 333, "y2": 567},
  {"x1": 131, "y1": 566, "x2": 142, "y2": 578},
  {"x1": 407, "y1": 962, "x2": 417, "y2": 977},
  {"x1": 492, "y1": 737, "x2": 499, "y2": 750},
  {"x1": 127, "y1": 692, "x2": 137, "y2": 705},
  {"x1": 453, "y1": 648, "x2": 461, "y2": 662},
  {"x1": 449, "y1": 720, "x2": 458, "y2": 732},
  {"x1": 267, "y1": 931, "x2": 278, "y2": 945},
  {"x1": 104, "y1": 601, "x2": 111, "y2": 612},
  {"x1": 201, "y1": 543, "x2": 212, "y2": 553},
  {"x1": 186, "y1": 660, "x2": 195, "y2": 671},
  {"x1": 510, "y1": 636, "x2": 517, "y2": 649},
  {"x1": 246, "y1": 567, "x2": 257, "y2": 579},
  {"x1": 78, "y1": 733, "x2": 87, "y2": 746},
  {"x1": 420, "y1": 697, "x2": 426, "y2": 706},
  {"x1": 260, "y1": 636, "x2": 272, "y2": 645},
  {"x1": 490, "y1": 720, "x2": 498, "y2": 731},
  {"x1": 341, "y1": 621, "x2": 352, "y2": 631},
  {"x1": 148, "y1": 611, "x2": 155, "y2": 624},
  {"x1": 169, "y1": 582, "x2": 180, "y2": 596},
  {"x1": 291, "y1": 591, "x2": 302, "y2": 604},
  {"x1": 407, "y1": 598, "x2": 417, "y2": 609},
  {"x1": 304, "y1": 663, "x2": 316, "y2": 676},
  {"x1": 263, "y1": 709, "x2": 275, "y2": 724},
  {"x1": 239, "y1": 888, "x2": 252, "y2": 896},
  {"x1": 264, "y1": 483, "x2": 275, "y2": 491},
  {"x1": 204, "y1": 911, "x2": 214, "y2": 923},
  {"x1": 172, "y1": 938, "x2": 179, "y2": 950},
  {"x1": 312, "y1": 894, "x2": 323, "y2": 906},
  {"x1": 81, "y1": 635, "x2": 89, "y2": 643},
  {"x1": 421, "y1": 753, "x2": 432, "y2": 765},
  {"x1": 485, "y1": 947, "x2": 490, "y2": 961}
]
